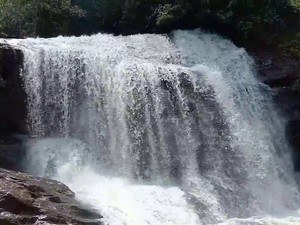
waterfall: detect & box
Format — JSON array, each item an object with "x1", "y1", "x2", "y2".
[{"x1": 5, "y1": 29, "x2": 300, "y2": 224}]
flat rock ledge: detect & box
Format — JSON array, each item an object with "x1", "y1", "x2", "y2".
[{"x1": 0, "y1": 169, "x2": 103, "y2": 225}]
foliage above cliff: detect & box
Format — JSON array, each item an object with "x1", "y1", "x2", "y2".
[
  {"x1": 0, "y1": 0, "x2": 299, "y2": 53},
  {"x1": 0, "y1": 0, "x2": 84, "y2": 37}
]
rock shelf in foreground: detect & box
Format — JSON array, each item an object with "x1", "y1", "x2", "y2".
[{"x1": 0, "y1": 168, "x2": 103, "y2": 225}]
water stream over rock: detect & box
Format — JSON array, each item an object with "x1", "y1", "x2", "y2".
[{"x1": 4, "y1": 29, "x2": 300, "y2": 224}]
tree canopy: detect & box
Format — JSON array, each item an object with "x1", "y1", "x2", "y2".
[{"x1": 0, "y1": 0, "x2": 299, "y2": 55}]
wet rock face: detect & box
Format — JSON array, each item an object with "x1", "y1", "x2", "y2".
[
  {"x1": 0, "y1": 135, "x2": 25, "y2": 172},
  {"x1": 255, "y1": 51, "x2": 300, "y2": 118},
  {"x1": 0, "y1": 44, "x2": 27, "y2": 171},
  {"x1": 0, "y1": 168, "x2": 103, "y2": 225},
  {"x1": 0, "y1": 44, "x2": 26, "y2": 135},
  {"x1": 286, "y1": 120, "x2": 300, "y2": 171},
  {"x1": 254, "y1": 50, "x2": 300, "y2": 170}
]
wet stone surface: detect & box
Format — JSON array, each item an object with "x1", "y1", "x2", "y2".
[{"x1": 0, "y1": 168, "x2": 103, "y2": 225}]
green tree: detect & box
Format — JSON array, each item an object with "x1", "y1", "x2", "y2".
[{"x1": 0, "y1": 0, "x2": 83, "y2": 37}]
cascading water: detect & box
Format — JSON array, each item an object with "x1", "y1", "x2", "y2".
[{"x1": 4, "y1": 29, "x2": 300, "y2": 224}]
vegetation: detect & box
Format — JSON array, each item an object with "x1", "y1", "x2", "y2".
[
  {"x1": 0, "y1": 0, "x2": 84, "y2": 37},
  {"x1": 0, "y1": 0, "x2": 299, "y2": 54}
]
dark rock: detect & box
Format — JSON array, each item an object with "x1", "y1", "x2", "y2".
[
  {"x1": 0, "y1": 168, "x2": 103, "y2": 225},
  {"x1": 0, "y1": 135, "x2": 25, "y2": 172},
  {"x1": 286, "y1": 120, "x2": 300, "y2": 170},
  {"x1": 0, "y1": 44, "x2": 27, "y2": 171},
  {"x1": 286, "y1": 120, "x2": 300, "y2": 142},
  {"x1": 255, "y1": 52, "x2": 299, "y2": 88},
  {"x1": 254, "y1": 50, "x2": 300, "y2": 170},
  {"x1": 0, "y1": 43, "x2": 26, "y2": 135}
]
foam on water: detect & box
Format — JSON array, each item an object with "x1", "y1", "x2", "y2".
[
  {"x1": 25, "y1": 138, "x2": 201, "y2": 225},
  {"x1": 60, "y1": 170, "x2": 201, "y2": 225},
  {"x1": 218, "y1": 216, "x2": 300, "y2": 225}
]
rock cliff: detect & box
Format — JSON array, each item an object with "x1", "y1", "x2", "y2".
[{"x1": 254, "y1": 50, "x2": 300, "y2": 170}]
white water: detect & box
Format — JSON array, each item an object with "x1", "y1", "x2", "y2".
[
  {"x1": 25, "y1": 138, "x2": 201, "y2": 225},
  {"x1": 4, "y1": 29, "x2": 300, "y2": 224}
]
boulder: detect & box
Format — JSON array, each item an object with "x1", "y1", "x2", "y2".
[{"x1": 0, "y1": 168, "x2": 103, "y2": 225}]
